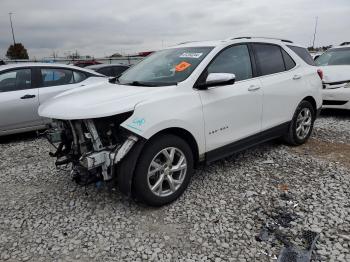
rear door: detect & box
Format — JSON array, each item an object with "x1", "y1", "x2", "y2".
[
  {"x1": 37, "y1": 67, "x2": 88, "y2": 123},
  {"x1": 0, "y1": 68, "x2": 41, "y2": 132},
  {"x1": 252, "y1": 43, "x2": 306, "y2": 130}
]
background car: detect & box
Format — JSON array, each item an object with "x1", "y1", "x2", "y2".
[
  {"x1": 0, "y1": 63, "x2": 106, "y2": 136},
  {"x1": 86, "y1": 63, "x2": 130, "y2": 77},
  {"x1": 73, "y1": 60, "x2": 101, "y2": 67},
  {"x1": 315, "y1": 44, "x2": 350, "y2": 110}
]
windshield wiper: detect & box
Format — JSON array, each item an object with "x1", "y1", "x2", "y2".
[{"x1": 123, "y1": 81, "x2": 158, "y2": 87}]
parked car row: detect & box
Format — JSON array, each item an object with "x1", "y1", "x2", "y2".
[{"x1": 1, "y1": 37, "x2": 349, "y2": 206}]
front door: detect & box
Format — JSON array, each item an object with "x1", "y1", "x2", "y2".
[
  {"x1": 0, "y1": 68, "x2": 41, "y2": 132},
  {"x1": 198, "y1": 44, "x2": 263, "y2": 153}
]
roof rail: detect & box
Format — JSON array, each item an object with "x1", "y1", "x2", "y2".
[{"x1": 228, "y1": 36, "x2": 293, "y2": 43}]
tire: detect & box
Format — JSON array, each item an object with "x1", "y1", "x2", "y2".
[
  {"x1": 132, "y1": 134, "x2": 194, "y2": 206},
  {"x1": 283, "y1": 100, "x2": 315, "y2": 146}
]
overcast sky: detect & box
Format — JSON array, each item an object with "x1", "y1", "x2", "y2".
[{"x1": 0, "y1": 0, "x2": 349, "y2": 58}]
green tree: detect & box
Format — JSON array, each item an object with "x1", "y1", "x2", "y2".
[{"x1": 6, "y1": 43, "x2": 29, "y2": 59}]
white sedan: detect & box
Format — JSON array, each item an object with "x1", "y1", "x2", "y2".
[
  {"x1": 315, "y1": 44, "x2": 350, "y2": 110},
  {"x1": 0, "y1": 63, "x2": 106, "y2": 136}
]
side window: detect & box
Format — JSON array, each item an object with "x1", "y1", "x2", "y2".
[
  {"x1": 287, "y1": 45, "x2": 315, "y2": 66},
  {"x1": 253, "y1": 44, "x2": 286, "y2": 76},
  {"x1": 97, "y1": 67, "x2": 112, "y2": 76},
  {"x1": 40, "y1": 68, "x2": 74, "y2": 87},
  {"x1": 112, "y1": 66, "x2": 128, "y2": 76},
  {"x1": 207, "y1": 45, "x2": 252, "y2": 81},
  {"x1": 73, "y1": 71, "x2": 87, "y2": 83},
  {"x1": 0, "y1": 69, "x2": 31, "y2": 92},
  {"x1": 281, "y1": 49, "x2": 296, "y2": 70}
]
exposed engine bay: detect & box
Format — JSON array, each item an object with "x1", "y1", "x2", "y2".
[{"x1": 45, "y1": 112, "x2": 138, "y2": 185}]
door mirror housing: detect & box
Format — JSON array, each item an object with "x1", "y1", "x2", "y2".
[{"x1": 197, "y1": 73, "x2": 235, "y2": 90}]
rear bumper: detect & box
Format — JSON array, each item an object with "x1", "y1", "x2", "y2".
[{"x1": 322, "y1": 86, "x2": 350, "y2": 110}]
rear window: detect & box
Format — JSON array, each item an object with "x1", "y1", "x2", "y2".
[{"x1": 287, "y1": 45, "x2": 315, "y2": 65}]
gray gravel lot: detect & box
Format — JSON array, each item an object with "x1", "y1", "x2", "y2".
[{"x1": 0, "y1": 110, "x2": 349, "y2": 262}]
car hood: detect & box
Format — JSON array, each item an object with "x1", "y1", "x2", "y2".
[
  {"x1": 39, "y1": 82, "x2": 169, "y2": 120},
  {"x1": 320, "y1": 65, "x2": 350, "y2": 83}
]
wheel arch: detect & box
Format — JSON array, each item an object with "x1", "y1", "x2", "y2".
[
  {"x1": 147, "y1": 127, "x2": 200, "y2": 167},
  {"x1": 116, "y1": 127, "x2": 201, "y2": 198},
  {"x1": 302, "y1": 96, "x2": 317, "y2": 115}
]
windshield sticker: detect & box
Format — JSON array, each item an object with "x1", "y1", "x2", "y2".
[
  {"x1": 175, "y1": 61, "x2": 191, "y2": 72},
  {"x1": 179, "y1": 52, "x2": 203, "y2": 59}
]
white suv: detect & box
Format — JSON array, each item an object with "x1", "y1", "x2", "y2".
[
  {"x1": 314, "y1": 44, "x2": 350, "y2": 110},
  {"x1": 39, "y1": 37, "x2": 322, "y2": 206}
]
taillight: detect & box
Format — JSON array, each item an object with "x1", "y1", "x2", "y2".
[{"x1": 317, "y1": 69, "x2": 323, "y2": 80}]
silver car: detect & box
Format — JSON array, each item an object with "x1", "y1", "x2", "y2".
[{"x1": 0, "y1": 63, "x2": 105, "y2": 136}]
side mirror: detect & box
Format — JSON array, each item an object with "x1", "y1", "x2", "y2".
[
  {"x1": 314, "y1": 55, "x2": 320, "y2": 61},
  {"x1": 197, "y1": 73, "x2": 235, "y2": 90}
]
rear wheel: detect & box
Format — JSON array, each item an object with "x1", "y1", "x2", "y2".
[
  {"x1": 284, "y1": 100, "x2": 315, "y2": 145},
  {"x1": 133, "y1": 134, "x2": 194, "y2": 206}
]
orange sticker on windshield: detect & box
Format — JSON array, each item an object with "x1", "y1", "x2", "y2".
[{"x1": 175, "y1": 61, "x2": 191, "y2": 72}]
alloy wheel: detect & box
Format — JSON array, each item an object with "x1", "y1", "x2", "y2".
[
  {"x1": 147, "y1": 147, "x2": 187, "y2": 197},
  {"x1": 296, "y1": 108, "x2": 312, "y2": 140}
]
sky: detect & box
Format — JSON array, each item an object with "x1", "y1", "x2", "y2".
[{"x1": 0, "y1": 0, "x2": 349, "y2": 59}]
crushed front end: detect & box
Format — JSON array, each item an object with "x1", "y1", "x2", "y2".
[{"x1": 45, "y1": 112, "x2": 138, "y2": 185}]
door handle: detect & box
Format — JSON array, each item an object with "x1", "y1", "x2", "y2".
[
  {"x1": 248, "y1": 85, "x2": 261, "y2": 91},
  {"x1": 20, "y1": 94, "x2": 36, "y2": 99},
  {"x1": 293, "y1": 74, "x2": 302, "y2": 80}
]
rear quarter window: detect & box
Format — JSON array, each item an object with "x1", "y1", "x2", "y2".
[{"x1": 287, "y1": 45, "x2": 315, "y2": 65}]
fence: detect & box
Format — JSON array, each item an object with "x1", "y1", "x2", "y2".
[{"x1": 2, "y1": 56, "x2": 144, "y2": 66}]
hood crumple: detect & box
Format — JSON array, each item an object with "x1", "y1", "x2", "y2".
[{"x1": 39, "y1": 82, "x2": 170, "y2": 120}]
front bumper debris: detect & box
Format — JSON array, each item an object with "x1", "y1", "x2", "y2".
[{"x1": 46, "y1": 118, "x2": 138, "y2": 184}]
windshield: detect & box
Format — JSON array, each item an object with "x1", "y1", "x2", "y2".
[
  {"x1": 315, "y1": 47, "x2": 350, "y2": 66},
  {"x1": 118, "y1": 47, "x2": 214, "y2": 86}
]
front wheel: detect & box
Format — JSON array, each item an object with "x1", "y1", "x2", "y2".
[
  {"x1": 283, "y1": 100, "x2": 315, "y2": 146},
  {"x1": 133, "y1": 134, "x2": 194, "y2": 206}
]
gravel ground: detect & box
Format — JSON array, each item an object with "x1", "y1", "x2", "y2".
[{"x1": 0, "y1": 110, "x2": 349, "y2": 262}]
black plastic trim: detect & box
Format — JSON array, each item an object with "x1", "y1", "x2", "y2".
[
  {"x1": 324, "y1": 80, "x2": 350, "y2": 85},
  {"x1": 205, "y1": 122, "x2": 290, "y2": 163},
  {"x1": 323, "y1": 100, "x2": 348, "y2": 106}
]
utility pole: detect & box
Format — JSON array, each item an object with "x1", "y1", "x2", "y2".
[
  {"x1": 312, "y1": 16, "x2": 318, "y2": 49},
  {"x1": 9, "y1": 12, "x2": 16, "y2": 45}
]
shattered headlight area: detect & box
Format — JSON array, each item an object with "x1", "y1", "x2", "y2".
[{"x1": 45, "y1": 112, "x2": 138, "y2": 186}]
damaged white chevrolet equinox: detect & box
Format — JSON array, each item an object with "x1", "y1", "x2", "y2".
[{"x1": 39, "y1": 37, "x2": 322, "y2": 206}]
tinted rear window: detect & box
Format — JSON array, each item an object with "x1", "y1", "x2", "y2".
[
  {"x1": 287, "y1": 45, "x2": 315, "y2": 65},
  {"x1": 253, "y1": 44, "x2": 286, "y2": 76}
]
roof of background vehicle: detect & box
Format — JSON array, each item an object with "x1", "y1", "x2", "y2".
[
  {"x1": 328, "y1": 44, "x2": 350, "y2": 50},
  {"x1": 86, "y1": 63, "x2": 130, "y2": 70},
  {"x1": 173, "y1": 37, "x2": 305, "y2": 49},
  {"x1": 0, "y1": 62, "x2": 104, "y2": 76}
]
